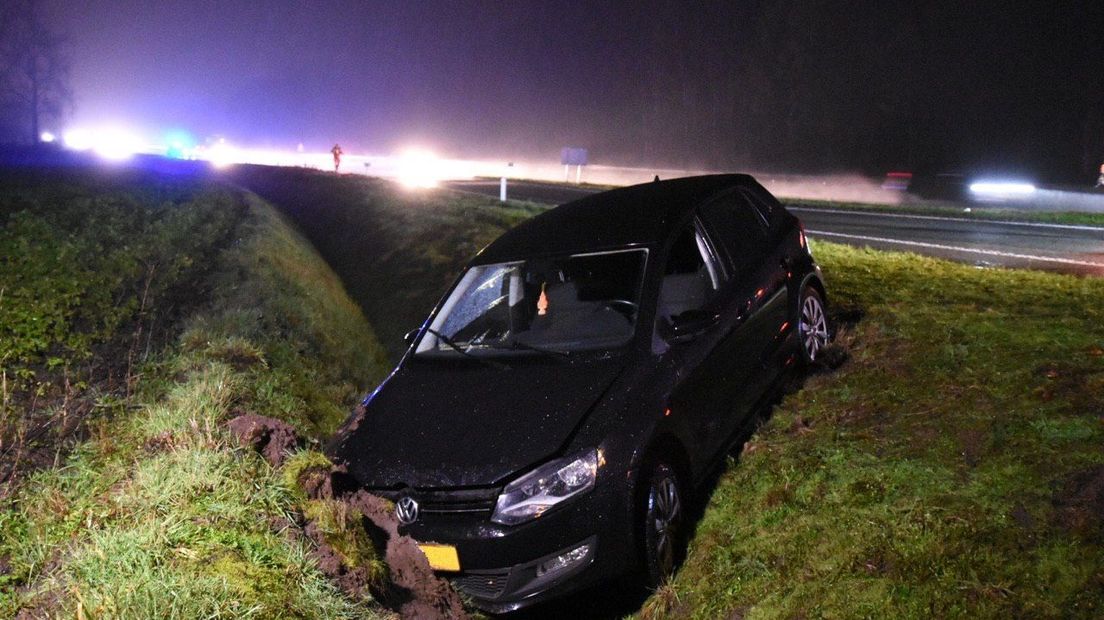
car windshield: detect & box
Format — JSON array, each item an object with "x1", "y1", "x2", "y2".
[{"x1": 416, "y1": 248, "x2": 648, "y2": 356}]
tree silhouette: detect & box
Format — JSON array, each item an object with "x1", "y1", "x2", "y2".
[{"x1": 0, "y1": 0, "x2": 71, "y2": 144}]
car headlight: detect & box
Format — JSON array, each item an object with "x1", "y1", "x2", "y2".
[{"x1": 491, "y1": 450, "x2": 598, "y2": 525}]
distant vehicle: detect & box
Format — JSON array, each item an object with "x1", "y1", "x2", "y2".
[
  {"x1": 908, "y1": 172, "x2": 968, "y2": 201},
  {"x1": 328, "y1": 175, "x2": 829, "y2": 612},
  {"x1": 881, "y1": 171, "x2": 913, "y2": 191}
]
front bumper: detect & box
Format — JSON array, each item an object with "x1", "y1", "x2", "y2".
[
  {"x1": 373, "y1": 482, "x2": 635, "y2": 612},
  {"x1": 449, "y1": 536, "x2": 598, "y2": 613}
]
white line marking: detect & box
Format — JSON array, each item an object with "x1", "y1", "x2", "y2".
[
  {"x1": 806, "y1": 230, "x2": 1104, "y2": 268},
  {"x1": 790, "y1": 207, "x2": 1104, "y2": 232}
]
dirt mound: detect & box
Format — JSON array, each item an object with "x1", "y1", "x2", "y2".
[
  {"x1": 227, "y1": 413, "x2": 300, "y2": 467},
  {"x1": 228, "y1": 413, "x2": 467, "y2": 618},
  {"x1": 1053, "y1": 464, "x2": 1104, "y2": 540},
  {"x1": 346, "y1": 491, "x2": 468, "y2": 620}
]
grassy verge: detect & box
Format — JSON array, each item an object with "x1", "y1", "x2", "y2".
[
  {"x1": 0, "y1": 168, "x2": 247, "y2": 490},
  {"x1": 644, "y1": 241, "x2": 1104, "y2": 618},
  {"x1": 0, "y1": 168, "x2": 393, "y2": 618}
]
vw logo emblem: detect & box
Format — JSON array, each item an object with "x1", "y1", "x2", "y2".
[{"x1": 395, "y1": 496, "x2": 419, "y2": 525}]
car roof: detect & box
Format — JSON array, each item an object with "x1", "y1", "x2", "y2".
[{"x1": 472, "y1": 174, "x2": 759, "y2": 264}]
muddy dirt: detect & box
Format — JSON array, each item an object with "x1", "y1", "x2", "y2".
[
  {"x1": 346, "y1": 490, "x2": 468, "y2": 620},
  {"x1": 226, "y1": 413, "x2": 301, "y2": 467},
  {"x1": 228, "y1": 414, "x2": 467, "y2": 619}
]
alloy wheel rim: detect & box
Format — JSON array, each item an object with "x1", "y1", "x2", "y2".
[
  {"x1": 650, "y1": 473, "x2": 682, "y2": 577},
  {"x1": 800, "y1": 295, "x2": 828, "y2": 360}
]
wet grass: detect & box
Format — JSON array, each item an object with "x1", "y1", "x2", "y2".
[
  {"x1": 641, "y1": 242, "x2": 1104, "y2": 618},
  {"x1": 0, "y1": 167, "x2": 247, "y2": 489},
  {"x1": 0, "y1": 168, "x2": 393, "y2": 618}
]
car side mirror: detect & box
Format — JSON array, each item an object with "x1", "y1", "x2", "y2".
[
  {"x1": 666, "y1": 309, "x2": 719, "y2": 343},
  {"x1": 403, "y1": 328, "x2": 420, "y2": 344}
]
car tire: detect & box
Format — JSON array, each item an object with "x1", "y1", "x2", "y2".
[
  {"x1": 640, "y1": 460, "x2": 686, "y2": 588},
  {"x1": 797, "y1": 286, "x2": 829, "y2": 364}
]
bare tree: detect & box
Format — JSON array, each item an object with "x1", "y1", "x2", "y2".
[{"x1": 0, "y1": 0, "x2": 71, "y2": 144}]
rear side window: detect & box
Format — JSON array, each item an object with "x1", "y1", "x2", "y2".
[
  {"x1": 657, "y1": 222, "x2": 721, "y2": 322},
  {"x1": 697, "y1": 194, "x2": 769, "y2": 282}
]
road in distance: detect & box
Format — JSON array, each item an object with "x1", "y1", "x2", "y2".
[{"x1": 444, "y1": 179, "x2": 1104, "y2": 276}]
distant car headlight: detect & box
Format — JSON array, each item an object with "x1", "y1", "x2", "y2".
[{"x1": 491, "y1": 450, "x2": 598, "y2": 525}]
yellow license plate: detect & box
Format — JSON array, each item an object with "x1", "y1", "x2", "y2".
[{"x1": 418, "y1": 543, "x2": 461, "y2": 572}]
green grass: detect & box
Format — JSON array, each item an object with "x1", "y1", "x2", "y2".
[
  {"x1": 642, "y1": 242, "x2": 1104, "y2": 619},
  {"x1": 0, "y1": 168, "x2": 392, "y2": 618},
  {"x1": 0, "y1": 168, "x2": 248, "y2": 489}
]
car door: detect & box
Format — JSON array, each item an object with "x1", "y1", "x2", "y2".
[
  {"x1": 659, "y1": 216, "x2": 760, "y2": 468},
  {"x1": 695, "y1": 190, "x2": 786, "y2": 426}
]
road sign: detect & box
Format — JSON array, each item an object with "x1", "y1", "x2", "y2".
[{"x1": 560, "y1": 148, "x2": 588, "y2": 166}]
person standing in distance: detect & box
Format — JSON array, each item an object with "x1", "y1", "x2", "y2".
[{"x1": 331, "y1": 144, "x2": 344, "y2": 173}]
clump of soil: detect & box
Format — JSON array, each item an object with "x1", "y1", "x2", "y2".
[
  {"x1": 346, "y1": 490, "x2": 468, "y2": 620},
  {"x1": 1052, "y1": 464, "x2": 1104, "y2": 541},
  {"x1": 228, "y1": 413, "x2": 467, "y2": 619},
  {"x1": 227, "y1": 413, "x2": 300, "y2": 467}
]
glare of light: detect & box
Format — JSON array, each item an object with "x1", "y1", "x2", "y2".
[
  {"x1": 968, "y1": 181, "x2": 1037, "y2": 197},
  {"x1": 40, "y1": 131, "x2": 56, "y2": 143},
  {"x1": 63, "y1": 129, "x2": 93, "y2": 151},
  {"x1": 92, "y1": 128, "x2": 143, "y2": 161},
  {"x1": 164, "y1": 130, "x2": 196, "y2": 159},
  {"x1": 204, "y1": 139, "x2": 237, "y2": 168},
  {"x1": 396, "y1": 148, "x2": 442, "y2": 189}
]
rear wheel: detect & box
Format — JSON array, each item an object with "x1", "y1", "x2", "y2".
[
  {"x1": 798, "y1": 286, "x2": 829, "y2": 363},
  {"x1": 640, "y1": 461, "x2": 685, "y2": 587}
]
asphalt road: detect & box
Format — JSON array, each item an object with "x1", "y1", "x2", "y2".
[{"x1": 444, "y1": 180, "x2": 1104, "y2": 276}]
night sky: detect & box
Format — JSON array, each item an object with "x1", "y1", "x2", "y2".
[{"x1": 26, "y1": 1, "x2": 1104, "y2": 181}]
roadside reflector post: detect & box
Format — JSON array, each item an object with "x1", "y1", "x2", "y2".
[{"x1": 500, "y1": 161, "x2": 513, "y2": 202}]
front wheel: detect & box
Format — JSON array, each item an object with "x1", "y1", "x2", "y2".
[
  {"x1": 640, "y1": 461, "x2": 686, "y2": 587},
  {"x1": 798, "y1": 286, "x2": 829, "y2": 364}
]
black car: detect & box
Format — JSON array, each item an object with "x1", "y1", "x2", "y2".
[{"x1": 328, "y1": 174, "x2": 828, "y2": 612}]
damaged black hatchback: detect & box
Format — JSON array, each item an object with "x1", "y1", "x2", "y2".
[{"x1": 328, "y1": 174, "x2": 828, "y2": 612}]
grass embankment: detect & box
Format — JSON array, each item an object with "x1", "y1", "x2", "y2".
[
  {"x1": 645, "y1": 242, "x2": 1104, "y2": 618},
  {"x1": 0, "y1": 168, "x2": 244, "y2": 487},
  {"x1": 230, "y1": 166, "x2": 546, "y2": 362},
  {"x1": 0, "y1": 168, "x2": 393, "y2": 617}
]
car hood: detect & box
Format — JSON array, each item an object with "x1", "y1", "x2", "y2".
[{"x1": 330, "y1": 354, "x2": 628, "y2": 489}]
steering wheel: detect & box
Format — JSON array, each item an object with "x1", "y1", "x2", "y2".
[{"x1": 597, "y1": 299, "x2": 639, "y2": 320}]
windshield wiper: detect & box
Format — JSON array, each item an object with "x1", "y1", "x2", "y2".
[
  {"x1": 494, "y1": 339, "x2": 572, "y2": 361},
  {"x1": 423, "y1": 328, "x2": 510, "y2": 370}
]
